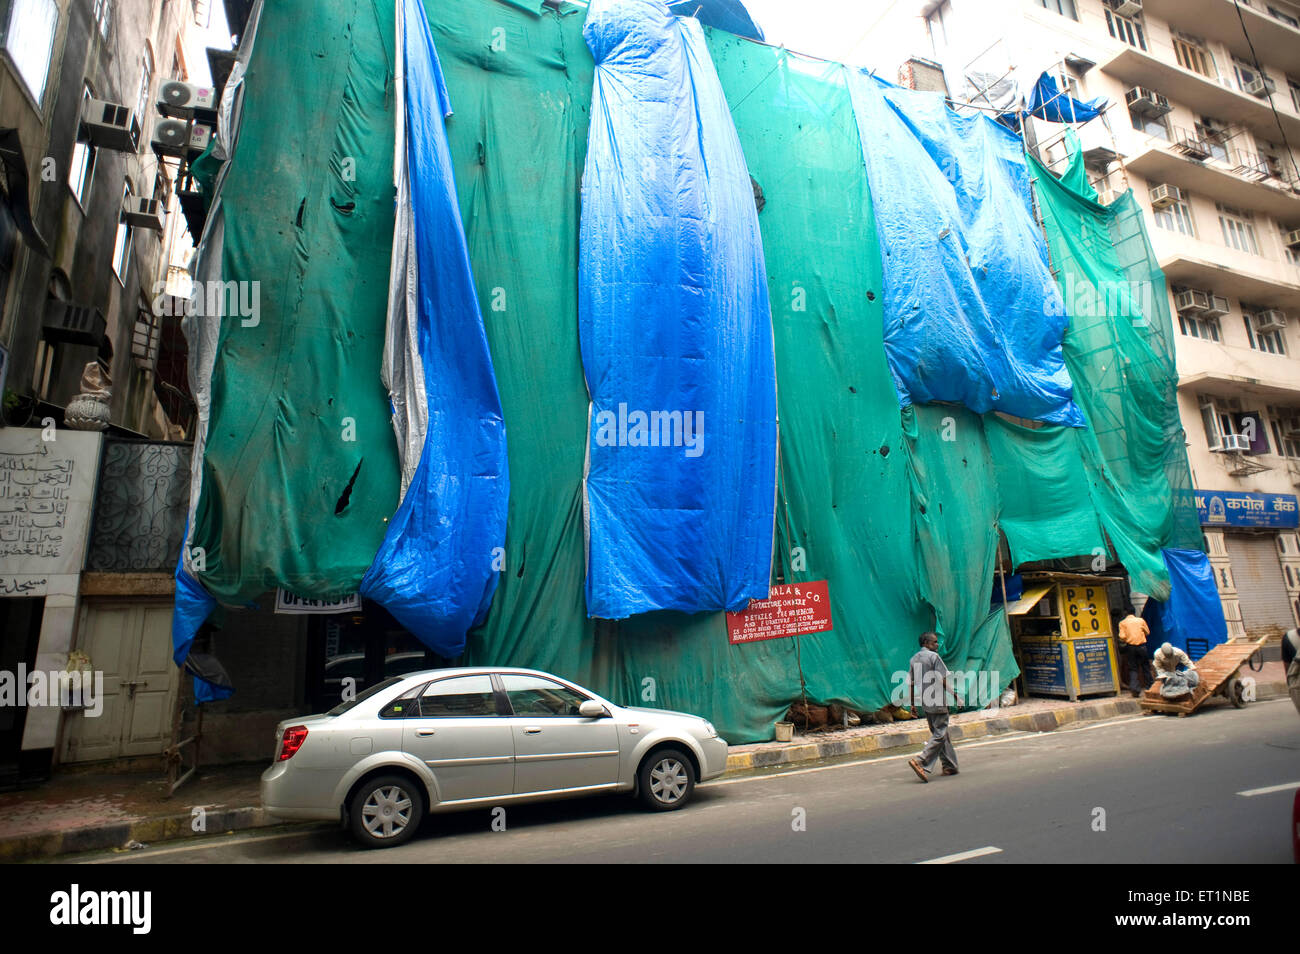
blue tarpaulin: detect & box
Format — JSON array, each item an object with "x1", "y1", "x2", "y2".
[
  {"x1": 1027, "y1": 72, "x2": 1105, "y2": 123},
  {"x1": 845, "y1": 71, "x2": 1084, "y2": 427},
  {"x1": 580, "y1": 0, "x2": 778, "y2": 618},
  {"x1": 359, "y1": 0, "x2": 510, "y2": 654},
  {"x1": 1141, "y1": 548, "x2": 1228, "y2": 660},
  {"x1": 667, "y1": 0, "x2": 764, "y2": 39}
]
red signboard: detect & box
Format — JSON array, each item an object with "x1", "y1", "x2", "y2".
[{"x1": 726, "y1": 581, "x2": 832, "y2": 645}]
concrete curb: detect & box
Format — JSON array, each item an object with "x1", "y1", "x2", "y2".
[
  {"x1": 0, "y1": 806, "x2": 273, "y2": 864},
  {"x1": 3, "y1": 681, "x2": 1288, "y2": 862},
  {"x1": 723, "y1": 695, "x2": 1144, "y2": 774}
]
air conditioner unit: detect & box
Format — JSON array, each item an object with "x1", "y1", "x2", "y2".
[
  {"x1": 1242, "y1": 76, "x2": 1275, "y2": 97},
  {"x1": 151, "y1": 119, "x2": 213, "y2": 158},
  {"x1": 1107, "y1": 0, "x2": 1143, "y2": 15},
  {"x1": 1203, "y1": 294, "x2": 1230, "y2": 318},
  {"x1": 1223, "y1": 434, "x2": 1251, "y2": 452},
  {"x1": 1149, "y1": 183, "x2": 1181, "y2": 209},
  {"x1": 122, "y1": 195, "x2": 165, "y2": 232},
  {"x1": 1126, "y1": 86, "x2": 1171, "y2": 117},
  {"x1": 1175, "y1": 288, "x2": 1211, "y2": 314},
  {"x1": 1284, "y1": 228, "x2": 1300, "y2": 249},
  {"x1": 1255, "y1": 309, "x2": 1289, "y2": 332},
  {"x1": 81, "y1": 98, "x2": 140, "y2": 152},
  {"x1": 1096, "y1": 189, "x2": 1121, "y2": 206},
  {"x1": 42, "y1": 302, "x2": 107, "y2": 346},
  {"x1": 156, "y1": 80, "x2": 218, "y2": 119}
]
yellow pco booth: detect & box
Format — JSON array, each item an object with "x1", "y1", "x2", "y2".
[{"x1": 1004, "y1": 573, "x2": 1121, "y2": 701}]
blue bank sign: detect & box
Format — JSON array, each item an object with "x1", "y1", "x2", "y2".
[{"x1": 1196, "y1": 490, "x2": 1299, "y2": 528}]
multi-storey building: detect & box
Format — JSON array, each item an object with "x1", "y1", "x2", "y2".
[
  {"x1": 892, "y1": 0, "x2": 1300, "y2": 637},
  {"x1": 0, "y1": 0, "x2": 218, "y2": 784}
]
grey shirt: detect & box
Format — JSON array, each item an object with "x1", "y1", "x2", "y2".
[{"x1": 907, "y1": 646, "x2": 951, "y2": 712}]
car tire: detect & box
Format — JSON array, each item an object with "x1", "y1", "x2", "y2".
[
  {"x1": 637, "y1": 748, "x2": 696, "y2": 811},
  {"x1": 348, "y1": 774, "x2": 424, "y2": 849}
]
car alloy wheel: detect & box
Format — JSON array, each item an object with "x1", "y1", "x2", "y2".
[
  {"x1": 638, "y1": 748, "x2": 696, "y2": 811},
  {"x1": 349, "y1": 775, "x2": 424, "y2": 848}
]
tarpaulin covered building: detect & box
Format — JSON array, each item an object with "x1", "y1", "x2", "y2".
[{"x1": 170, "y1": 0, "x2": 1207, "y2": 745}]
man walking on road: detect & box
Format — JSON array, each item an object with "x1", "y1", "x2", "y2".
[{"x1": 907, "y1": 631, "x2": 958, "y2": 783}]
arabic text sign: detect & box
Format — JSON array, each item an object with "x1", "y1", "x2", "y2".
[
  {"x1": 1195, "y1": 490, "x2": 1298, "y2": 528},
  {"x1": 0, "y1": 430, "x2": 101, "y2": 597},
  {"x1": 726, "y1": 581, "x2": 832, "y2": 645}
]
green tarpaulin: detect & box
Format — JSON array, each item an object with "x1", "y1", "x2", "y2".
[
  {"x1": 194, "y1": 0, "x2": 1199, "y2": 742},
  {"x1": 190, "y1": 0, "x2": 400, "y2": 601}
]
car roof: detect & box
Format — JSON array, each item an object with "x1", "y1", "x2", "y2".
[{"x1": 390, "y1": 667, "x2": 584, "y2": 686}]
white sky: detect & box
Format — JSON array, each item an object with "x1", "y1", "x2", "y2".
[{"x1": 739, "y1": 0, "x2": 928, "y2": 72}]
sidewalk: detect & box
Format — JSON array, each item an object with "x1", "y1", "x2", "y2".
[{"x1": 3, "y1": 666, "x2": 1288, "y2": 863}]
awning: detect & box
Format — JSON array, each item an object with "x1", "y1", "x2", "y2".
[
  {"x1": 0, "y1": 127, "x2": 50, "y2": 258},
  {"x1": 1004, "y1": 583, "x2": 1054, "y2": 616}
]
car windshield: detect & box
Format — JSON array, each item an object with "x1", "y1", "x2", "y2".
[{"x1": 326, "y1": 676, "x2": 405, "y2": 716}]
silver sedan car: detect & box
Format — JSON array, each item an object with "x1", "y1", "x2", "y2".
[{"x1": 261, "y1": 667, "x2": 729, "y2": 848}]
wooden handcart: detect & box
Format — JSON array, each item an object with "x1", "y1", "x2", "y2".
[{"x1": 1139, "y1": 634, "x2": 1270, "y2": 716}]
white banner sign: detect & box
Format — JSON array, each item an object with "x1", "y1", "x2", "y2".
[{"x1": 275, "y1": 589, "x2": 361, "y2": 615}]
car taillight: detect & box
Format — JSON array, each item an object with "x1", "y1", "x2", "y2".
[{"x1": 278, "y1": 725, "x2": 308, "y2": 761}]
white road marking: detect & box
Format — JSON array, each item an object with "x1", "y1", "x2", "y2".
[
  {"x1": 79, "y1": 827, "x2": 331, "y2": 863},
  {"x1": 917, "y1": 845, "x2": 1002, "y2": 864},
  {"x1": 1236, "y1": 781, "x2": 1300, "y2": 798}
]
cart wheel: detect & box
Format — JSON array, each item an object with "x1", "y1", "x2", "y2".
[
  {"x1": 1225, "y1": 676, "x2": 1247, "y2": 708},
  {"x1": 1247, "y1": 651, "x2": 1264, "y2": 673}
]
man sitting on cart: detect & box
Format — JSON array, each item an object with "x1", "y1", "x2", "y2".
[{"x1": 1152, "y1": 642, "x2": 1199, "y2": 696}]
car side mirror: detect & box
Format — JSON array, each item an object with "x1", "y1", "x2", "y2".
[{"x1": 579, "y1": 700, "x2": 608, "y2": 718}]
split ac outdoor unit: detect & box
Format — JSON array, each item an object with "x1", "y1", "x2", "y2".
[
  {"x1": 1107, "y1": 0, "x2": 1143, "y2": 16},
  {"x1": 1203, "y1": 294, "x2": 1230, "y2": 318},
  {"x1": 1256, "y1": 309, "x2": 1289, "y2": 332},
  {"x1": 123, "y1": 195, "x2": 165, "y2": 232},
  {"x1": 1175, "y1": 288, "x2": 1211, "y2": 314},
  {"x1": 1096, "y1": 189, "x2": 1121, "y2": 206},
  {"x1": 151, "y1": 119, "x2": 212, "y2": 158},
  {"x1": 1223, "y1": 434, "x2": 1251, "y2": 452},
  {"x1": 42, "y1": 302, "x2": 106, "y2": 346},
  {"x1": 157, "y1": 80, "x2": 218, "y2": 119},
  {"x1": 1243, "y1": 76, "x2": 1274, "y2": 98},
  {"x1": 1126, "y1": 87, "x2": 1171, "y2": 117},
  {"x1": 1149, "y1": 183, "x2": 1181, "y2": 209},
  {"x1": 81, "y1": 98, "x2": 140, "y2": 152},
  {"x1": 1285, "y1": 228, "x2": 1300, "y2": 249}
]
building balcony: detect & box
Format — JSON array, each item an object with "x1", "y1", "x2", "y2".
[
  {"x1": 1100, "y1": 44, "x2": 1300, "y2": 144},
  {"x1": 1176, "y1": 335, "x2": 1300, "y2": 405},
  {"x1": 1155, "y1": 236, "x2": 1300, "y2": 310},
  {"x1": 1125, "y1": 136, "x2": 1300, "y2": 220},
  {"x1": 1140, "y1": 0, "x2": 1300, "y2": 77}
]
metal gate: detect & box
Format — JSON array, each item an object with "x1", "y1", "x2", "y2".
[{"x1": 1223, "y1": 533, "x2": 1295, "y2": 636}]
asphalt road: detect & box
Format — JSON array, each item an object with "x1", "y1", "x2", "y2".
[{"x1": 76, "y1": 698, "x2": 1300, "y2": 864}]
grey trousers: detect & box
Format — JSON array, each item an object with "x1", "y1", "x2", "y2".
[{"x1": 918, "y1": 707, "x2": 957, "y2": 772}]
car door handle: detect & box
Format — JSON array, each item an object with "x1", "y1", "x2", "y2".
[
  {"x1": 415, "y1": 728, "x2": 436, "y2": 737},
  {"x1": 523, "y1": 726, "x2": 543, "y2": 734}
]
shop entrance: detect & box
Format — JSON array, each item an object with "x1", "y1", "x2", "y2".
[
  {"x1": 306, "y1": 601, "x2": 449, "y2": 712},
  {"x1": 1224, "y1": 533, "x2": 1294, "y2": 636},
  {"x1": 0, "y1": 597, "x2": 43, "y2": 785}
]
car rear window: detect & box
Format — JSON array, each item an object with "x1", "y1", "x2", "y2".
[{"x1": 326, "y1": 676, "x2": 405, "y2": 716}]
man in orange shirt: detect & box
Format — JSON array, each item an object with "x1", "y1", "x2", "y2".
[{"x1": 1116, "y1": 605, "x2": 1150, "y2": 697}]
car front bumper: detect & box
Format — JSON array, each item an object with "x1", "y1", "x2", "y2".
[{"x1": 698, "y1": 735, "x2": 729, "y2": 781}]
